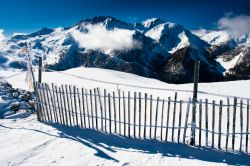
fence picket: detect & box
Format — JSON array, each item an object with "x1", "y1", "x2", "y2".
[
  {"x1": 172, "y1": 92, "x2": 177, "y2": 142},
  {"x1": 232, "y1": 97, "x2": 237, "y2": 151},
  {"x1": 85, "y1": 89, "x2": 91, "y2": 129},
  {"x1": 94, "y1": 89, "x2": 99, "y2": 130},
  {"x1": 118, "y1": 90, "x2": 121, "y2": 135},
  {"x1": 246, "y1": 100, "x2": 249, "y2": 152},
  {"x1": 199, "y1": 99, "x2": 202, "y2": 147},
  {"x1": 77, "y1": 88, "x2": 83, "y2": 128},
  {"x1": 205, "y1": 99, "x2": 208, "y2": 146},
  {"x1": 65, "y1": 85, "x2": 72, "y2": 126},
  {"x1": 134, "y1": 92, "x2": 137, "y2": 138},
  {"x1": 74, "y1": 86, "x2": 79, "y2": 127},
  {"x1": 54, "y1": 86, "x2": 62, "y2": 124},
  {"x1": 240, "y1": 100, "x2": 243, "y2": 152},
  {"x1": 178, "y1": 100, "x2": 183, "y2": 143},
  {"x1": 149, "y1": 95, "x2": 153, "y2": 139},
  {"x1": 144, "y1": 93, "x2": 148, "y2": 139},
  {"x1": 139, "y1": 92, "x2": 142, "y2": 138},
  {"x1": 108, "y1": 93, "x2": 112, "y2": 133},
  {"x1": 226, "y1": 98, "x2": 230, "y2": 151},
  {"x1": 89, "y1": 90, "x2": 94, "y2": 129},
  {"x1": 104, "y1": 89, "x2": 107, "y2": 132},
  {"x1": 61, "y1": 85, "x2": 69, "y2": 126},
  {"x1": 183, "y1": 98, "x2": 191, "y2": 144},
  {"x1": 51, "y1": 84, "x2": 59, "y2": 123},
  {"x1": 123, "y1": 91, "x2": 126, "y2": 136},
  {"x1": 212, "y1": 100, "x2": 215, "y2": 148},
  {"x1": 41, "y1": 83, "x2": 51, "y2": 122},
  {"x1": 128, "y1": 91, "x2": 131, "y2": 137},
  {"x1": 97, "y1": 88, "x2": 104, "y2": 131},
  {"x1": 58, "y1": 87, "x2": 65, "y2": 125},
  {"x1": 154, "y1": 97, "x2": 159, "y2": 140},
  {"x1": 218, "y1": 100, "x2": 223, "y2": 149},
  {"x1": 113, "y1": 92, "x2": 117, "y2": 134},
  {"x1": 69, "y1": 86, "x2": 75, "y2": 126},
  {"x1": 160, "y1": 99, "x2": 165, "y2": 141},
  {"x1": 81, "y1": 88, "x2": 86, "y2": 128},
  {"x1": 46, "y1": 84, "x2": 57, "y2": 123},
  {"x1": 165, "y1": 97, "x2": 171, "y2": 142}
]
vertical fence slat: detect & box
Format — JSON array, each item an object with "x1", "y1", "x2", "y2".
[
  {"x1": 104, "y1": 89, "x2": 107, "y2": 132},
  {"x1": 69, "y1": 86, "x2": 75, "y2": 126},
  {"x1": 81, "y1": 88, "x2": 86, "y2": 128},
  {"x1": 154, "y1": 97, "x2": 159, "y2": 140},
  {"x1": 77, "y1": 88, "x2": 83, "y2": 128},
  {"x1": 54, "y1": 86, "x2": 62, "y2": 124},
  {"x1": 205, "y1": 99, "x2": 208, "y2": 146},
  {"x1": 128, "y1": 91, "x2": 131, "y2": 137},
  {"x1": 149, "y1": 95, "x2": 153, "y2": 139},
  {"x1": 172, "y1": 92, "x2": 177, "y2": 142},
  {"x1": 113, "y1": 91, "x2": 117, "y2": 134},
  {"x1": 85, "y1": 89, "x2": 91, "y2": 129},
  {"x1": 51, "y1": 84, "x2": 59, "y2": 123},
  {"x1": 232, "y1": 97, "x2": 237, "y2": 151},
  {"x1": 97, "y1": 88, "x2": 104, "y2": 131},
  {"x1": 61, "y1": 85, "x2": 69, "y2": 126},
  {"x1": 74, "y1": 86, "x2": 79, "y2": 127},
  {"x1": 94, "y1": 89, "x2": 99, "y2": 130},
  {"x1": 41, "y1": 83, "x2": 51, "y2": 122},
  {"x1": 89, "y1": 90, "x2": 94, "y2": 129},
  {"x1": 123, "y1": 91, "x2": 126, "y2": 136},
  {"x1": 212, "y1": 100, "x2": 215, "y2": 148},
  {"x1": 139, "y1": 92, "x2": 142, "y2": 138},
  {"x1": 183, "y1": 98, "x2": 191, "y2": 144},
  {"x1": 246, "y1": 100, "x2": 249, "y2": 153},
  {"x1": 118, "y1": 89, "x2": 121, "y2": 135},
  {"x1": 160, "y1": 99, "x2": 165, "y2": 141},
  {"x1": 165, "y1": 97, "x2": 171, "y2": 142},
  {"x1": 134, "y1": 92, "x2": 137, "y2": 138},
  {"x1": 240, "y1": 100, "x2": 243, "y2": 152},
  {"x1": 178, "y1": 100, "x2": 182, "y2": 143},
  {"x1": 226, "y1": 98, "x2": 230, "y2": 151},
  {"x1": 108, "y1": 93, "x2": 112, "y2": 134},
  {"x1": 37, "y1": 84, "x2": 45, "y2": 122},
  {"x1": 199, "y1": 99, "x2": 202, "y2": 147},
  {"x1": 65, "y1": 85, "x2": 72, "y2": 126},
  {"x1": 58, "y1": 87, "x2": 66, "y2": 125},
  {"x1": 46, "y1": 84, "x2": 57, "y2": 123},
  {"x1": 45, "y1": 84, "x2": 54, "y2": 123},
  {"x1": 218, "y1": 100, "x2": 223, "y2": 149},
  {"x1": 144, "y1": 93, "x2": 147, "y2": 139}
]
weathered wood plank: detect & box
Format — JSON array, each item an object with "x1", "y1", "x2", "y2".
[
  {"x1": 183, "y1": 98, "x2": 191, "y2": 144},
  {"x1": 160, "y1": 99, "x2": 165, "y2": 141},
  {"x1": 172, "y1": 92, "x2": 177, "y2": 142},
  {"x1": 232, "y1": 97, "x2": 237, "y2": 151},
  {"x1": 154, "y1": 97, "x2": 159, "y2": 140},
  {"x1": 178, "y1": 100, "x2": 183, "y2": 143},
  {"x1": 144, "y1": 93, "x2": 147, "y2": 139},
  {"x1": 165, "y1": 97, "x2": 171, "y2": 142},
  {"x1": 218, "y1": 100, "x2": 223, "y2": 149},
  {"x1": 226, "y1": 98, "x2": 230, "y2": 151}
]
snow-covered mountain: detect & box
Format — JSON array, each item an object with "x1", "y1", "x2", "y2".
[{"x1": 0, "y1": 16, "x2": 249, "y2": 83}]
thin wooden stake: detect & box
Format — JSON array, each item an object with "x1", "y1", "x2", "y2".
[
  {"x1": 89, "y1": 90, "x2": 94, "y2": 129},
  {"x1": 178, "y1": 100, "x2": 183, "y2": 143},
  {"x1": 183, "y1": 98, "x2": 191, "y2": 144},
  {"x1": 134, "y1": 92, "x2": 137, "y2": 138},
  {"x1": 108, "y1": 93, "x2": 112, "y2": 133},
  {"x1": 94, "y1": 89, "x2": 99, "y2": 130},
  {"x1": 58, "y1": 87, "x2": 65, "y2": 125},
  {"x1": 85, "y1": 89, "x2": 91, "y2": 129},
  {"x1": 54, "y1": 86, "x2": 62, "y2": 124},
  {"x1": 61, "y1": 85, "x2": 69, "y2": 126},
  {"x1": 232, "y1": 97, "x2": 237, "y2": 151},
  {"x1": 226, "y1": 98, "x2": 230, "y2": 151},
  {"x1": 46, "y1": 84, "x2": 57, "y2": 123},
  {"x1": 149, "y1": 95, "x2": 153, "y2": 139},
  {"x1": 128, "y1": 91, "x2": 131, "y2": 137},
  {"x1": 218, "y1": 100, "x2": 223, "y2": 149},
  {"x1": 172, "y1": 92, "x2": 177, "y2": 142},
  {"x1": 212, "y1": 100, "x2": 215, "y2": 148},
  {"x1": 97, "y1": 88, "x2": 104, "y2": 131},
  {"x1": 205, "y1": 99, "x2": 209, "y2": 146},
  {"x1": 240, "y1": 100, "x2": 243, "y2": 152},
  {"x1": 113, "y1": 91, "x2": 117, "y2": 134},
  {"x1": 154, "y1": 97, "x2": 160, "y2": 140},
  {"x1": 144, "y1": 93, "x2": 148, "y2": 139},
  {"x1": 246, "y1": 100, "x2": 249, "y2": 153},
  {"x1": 139, "y1": 92, "x2": 142, "y2": 138},
  {"x1": 160, "y1": 99, "x2": 165, "y2": 141},
  {"x1": 199, "y1": 99, "x2": 202, "y2": 147},
  {"x1": 104, "y1": 89, "x2": 107, "y2": 132},
  {"x1": 65, "y1": 85, "x2": 72, "y2": 126},
  {"x1": 41, "y1": 83, "x2": 51, "y2": 122},
  {"x1": 81, "y1": 88, "x2": 87, "y2": 128},
  {"x1": 69, "y1": 86, "x2": 76, "y2": 126},
  {"x1": 77, "y1": 88, "x2": 83, "y2": 128},
  {"x1": 123, "y1": 91, "x2": 126, "y2": 136},
  {"x1": 165, "y1": 97, "x2": 171, "y2": 142},
  {"x1": 73, "y1": 86, "x2": 79, "y2": 127},
  {"x1": 118, "y1": 89, "x2": 121, "y2": 135}
]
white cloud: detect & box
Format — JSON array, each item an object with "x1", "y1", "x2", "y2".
[
  {"x1": 218, "y1": 15, "x2": 250, "y2": 38},
  {"x1": 70, "y1": 24, "x2": 141, "y2": 53},
  {"x1": 0, "y1": 29, "x2": 6, "y2": 42}
]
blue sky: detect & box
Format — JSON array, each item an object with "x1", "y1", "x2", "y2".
[{"x1": 0, "y1": 0, "x2": 250, "y2": 35}]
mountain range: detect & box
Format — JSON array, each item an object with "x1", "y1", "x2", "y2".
[{"x1": 0, "y1": 16, "x2": 250, "y2": 83}]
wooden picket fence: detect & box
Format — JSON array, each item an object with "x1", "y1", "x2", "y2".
[{"x1": 35, "y1": 82, "x2": 250, "y2": 153}]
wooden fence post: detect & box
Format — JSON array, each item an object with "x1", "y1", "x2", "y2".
[
  {"x1": 190, "y1": 60, "x2": 200, "y2": 146},
  {"x1": 38, "y1": 56, "x2": 42, "y2": 83}
]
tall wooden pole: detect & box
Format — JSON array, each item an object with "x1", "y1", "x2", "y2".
[
  {"x1": 38, "y1": 56, "x2": 42, "y2": 83},
  {"x1": 190, "y1": 60, "x2": 200, "y2": 146}
]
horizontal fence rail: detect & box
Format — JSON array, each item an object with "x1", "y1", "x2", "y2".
[{"x1": 35, "y1": 82, "x2": 250, "y2": 153}]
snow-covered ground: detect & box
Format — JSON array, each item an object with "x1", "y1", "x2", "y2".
[{"x1": 1, "y1": 67, "x2": 250, "y2": 165}]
